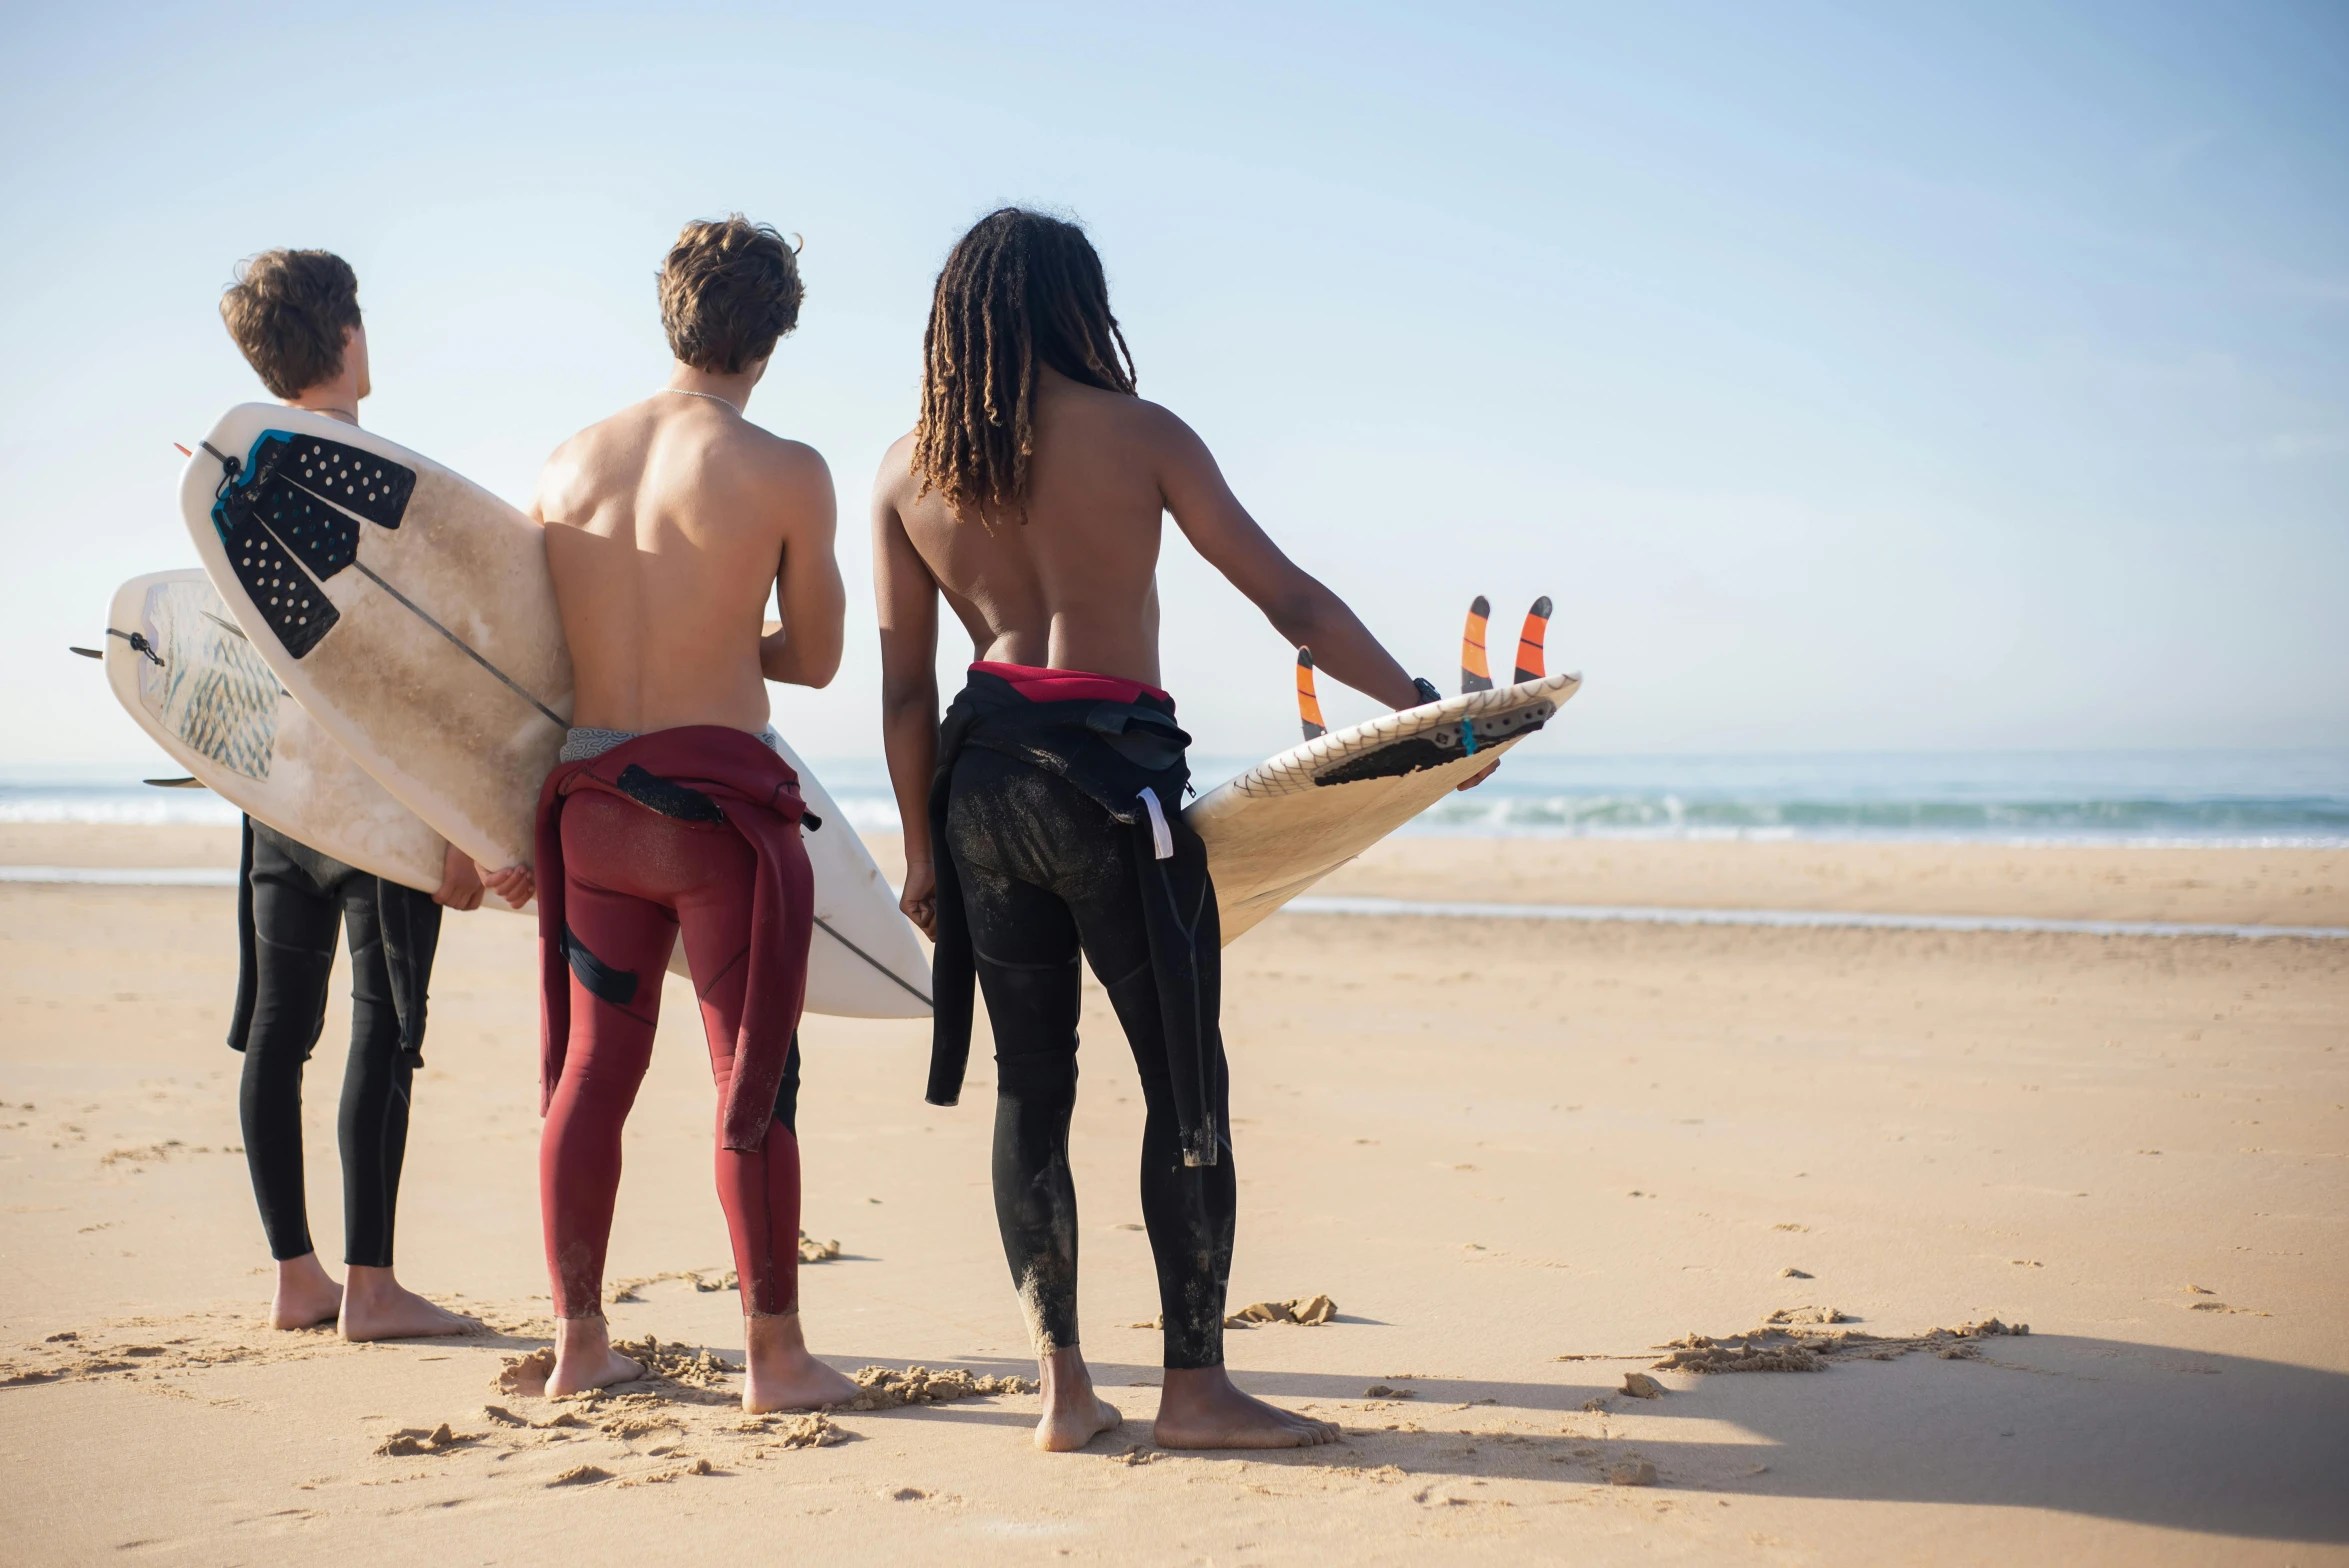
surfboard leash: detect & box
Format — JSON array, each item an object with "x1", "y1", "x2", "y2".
[
  {"x1": 347, "y1": 559, "x2": 566, "y2": 732},
  {"x1": 105, "y1": 627, "x2": 165, "y2": 666},
  {"x1": 811, "y1": 914, "x2": 933, "y2": 1010}
]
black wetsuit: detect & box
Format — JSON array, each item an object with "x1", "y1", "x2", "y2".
[
  {"x1": 929, "y1": 672, "x2": 1234, "y2": 1370},
  {"x1": 229, "y1": 818, "x2": 441, "y2": 1268}
]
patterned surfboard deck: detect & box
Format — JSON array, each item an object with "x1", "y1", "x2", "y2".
[{"x1": 103, "y1": 570, "x2": 450, "y2": 892}]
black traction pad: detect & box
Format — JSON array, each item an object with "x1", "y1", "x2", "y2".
[
  {"x1": 208, "y1": 431, "x2": 415, "y2": 660},
  {"x1": 251, "y1": 431, "x2": 415, "y2": 532},
  {"x1": 1311, "y1": 703, "x2": 1554, "y2": 787},
  {"x1": 215, "y1": 521, "x2": 339, "y2": 660}
]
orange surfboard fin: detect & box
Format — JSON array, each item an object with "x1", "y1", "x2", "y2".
[
  {"x1": 1460, "y1": 595, "x2": 1493, "y2": 694},
  {"x1": 1512, "y1": 596, "x2": 1552, "y2": 684},
  {"x1": 1295, "y1": 648, "x2": 1328, "y2": 740},
  {"x1": 173, "y1": 442, "x2": 192, "y2": 457}
]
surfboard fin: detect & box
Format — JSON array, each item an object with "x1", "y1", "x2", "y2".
[
  {"x1": 1460, "y1": 595, "x2": 1494, "y2": 693},
  {"x1": 1513, "y1": 596, "x2": 1552, "y2": 684},
  {"x1": 1295, "y1": 648, "x2": 1328, "y2": 740},
  {"x1": 67, "y1": 646, "x2": 100, "y2": 660},
  {"x1": 142, "y1": 777, "x2": 202, "y2": 789}
]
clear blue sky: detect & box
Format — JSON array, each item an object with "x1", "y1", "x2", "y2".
[{"x1": 2, "y1": 0, "x2": 2342, "y2": 766}]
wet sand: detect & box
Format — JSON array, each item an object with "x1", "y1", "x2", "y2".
[{"x1": 1, "y1": 827, "x2": 2343, "y2": 1563}]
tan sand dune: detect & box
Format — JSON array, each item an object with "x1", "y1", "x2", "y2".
[{"x1": 1, "y1": 826, "x2": 2343, "y2": 1564}]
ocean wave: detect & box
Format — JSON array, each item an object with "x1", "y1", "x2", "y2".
[
  {"x1": 0, "y1": 787, "x2": 242, "y2": 826},
  {"x1": 8, "y1": 750, "x2": 2345, "y2": 848}
]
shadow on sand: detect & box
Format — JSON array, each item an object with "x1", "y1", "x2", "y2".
[{"x1": 878, "y1": 1335, "x2": 2349, "y2": 1545}]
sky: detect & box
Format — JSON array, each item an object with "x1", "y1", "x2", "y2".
[{"x1": 1, "y1": 0, "x2": 2343, "y2": 768}]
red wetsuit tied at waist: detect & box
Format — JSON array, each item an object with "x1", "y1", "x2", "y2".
[{"x1": 533, "y1": 727, "x2": 816, "y2": 1317}]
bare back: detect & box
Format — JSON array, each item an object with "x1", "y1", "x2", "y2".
[
  {"x1": 537, "y1": 393, "x2": 843, "y2": 733},
  {"x1": 878, "y1": 374, "x2": 1171, "y2": 685}
]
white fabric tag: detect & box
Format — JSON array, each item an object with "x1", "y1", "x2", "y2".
[{"x1": 1138, "y1": 787, "x2": 1175, "y2": 860}]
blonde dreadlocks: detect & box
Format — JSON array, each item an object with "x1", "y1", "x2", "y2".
[{"x1": 912, "y1": 209, "x2": 1136, "y2": 525}]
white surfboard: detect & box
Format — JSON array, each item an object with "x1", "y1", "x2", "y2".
[
  {"x1": 1188, "y1": 671, "x2": 1580, "y2": 941},
  {"x1": 100, "y1": 570, "x2": 449, "y2": 893},
  {"x1": 179, "y1": 404, "x2": 931, "y2": 1019}
]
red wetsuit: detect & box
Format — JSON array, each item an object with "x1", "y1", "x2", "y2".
[{"x1": 533, "y1": 727, "x2": 814, "y2": 1318}]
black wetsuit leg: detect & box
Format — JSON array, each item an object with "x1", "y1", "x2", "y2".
[
  {"x1": 235, "y1": 822, "x2": 433, "y2": 1268},
  {"x1": 336, "y1": 886, "x2": 420, "y2": 1268},
  {"x1": 945, "y1": 749, "x2": 1237, "y2": 1370}
]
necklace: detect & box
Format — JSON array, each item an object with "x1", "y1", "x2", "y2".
[{"x1": 659, "y1": 387, "x2": 742, "y2": 413}]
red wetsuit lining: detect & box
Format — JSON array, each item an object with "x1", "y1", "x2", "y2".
[{"x1": 971, "y1": 660, "x2": 1173, "y2": 710}]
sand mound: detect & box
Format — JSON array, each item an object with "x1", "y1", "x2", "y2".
[
  {"x1": 1651, "y1": 1315, "x2": 2030, "y2": 1374},
  {"x1": 612, "y1": 1336, "x2": 739, "y2": 1390},
  {"x1": 374, "y1": 1422, "x2": 476, "y2": 1456},
  {"x1": 494, "y1": 1348, "x2": 556, "y2": 1397},
  {"x1": 1226, "y1": 1295, "x2": 1338, "y2": 1327},
  {"x1": 741, "y1": 1412, "x2": 845, "y2": 1448},
  {"x1": 841, "y1": 1365, "x2": 1036, "y2": 1411}
]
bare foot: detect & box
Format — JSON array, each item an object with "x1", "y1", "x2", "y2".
[
  {"x1": 1153, "y1": 1365, "x2": 1340, "y2": 1450},
  {"x1": 339, "y1": 1265, "x2": 479, "y2": 1342},
  {"x1": 742, "y1": 1313, "x2": 859, "y2": 1413},
  {"x1": 1034, "y1": 1345, "x2": 1123, "y2": 1452},
  {"x1": 546, "y1": 1314, "x2": 643, "y2": 1397},
  {"x1": 269, "y1": 1253, "x2": 342, "y2": 1330}
]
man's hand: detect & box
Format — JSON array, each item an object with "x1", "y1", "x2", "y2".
[
  {"x1": 899, "y1": 858, "x2": 938, "y2": 940},
  {"x1": 483, "y1": 862, "x2": 536, "y2": 909},
  {"x1": 433, "y1": 844, "x2": 485, "y2": 910}
]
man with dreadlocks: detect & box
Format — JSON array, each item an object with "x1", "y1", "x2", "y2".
[
  {"x1": 873, "y1": 207, "x2": 1445, "y2": 1452},
  {"x1": 529, "y1": 216, "x2": 855, "y2": 1413}
]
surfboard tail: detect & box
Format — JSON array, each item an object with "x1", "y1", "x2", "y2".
[
  {"x1": 1460, "y1": 595, "x2": 1494, "y2": 693},
  {"x1": 1295, "y1": 648, "x2": 1328, "y2": 739},
  {"x1": 1513, "y1": 596, "x2": 1552, "y2": 684}
]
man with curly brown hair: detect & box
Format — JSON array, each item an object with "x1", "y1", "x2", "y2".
[{"x1": 528, "y1": 216, "x2": 852, "y2": 1412}]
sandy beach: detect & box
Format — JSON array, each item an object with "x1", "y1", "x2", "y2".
[{"x1": 2, "y1": 827, "x2": 2344, "y2": 1564}]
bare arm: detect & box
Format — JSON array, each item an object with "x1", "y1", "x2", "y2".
[
  {"x1": 760, "y1": 454, "x2": 846, "y2": 688},
  {"x1": 873, "y1": 450, "x2": 943, "y2": 937},
  {"x1": 1153, "y1": 409, "x2": 1422, "y2": 710}
]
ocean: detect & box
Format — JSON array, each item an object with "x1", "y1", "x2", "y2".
[{"x1": 5, "y1": 750, "x2": 2344, "y2": 848}]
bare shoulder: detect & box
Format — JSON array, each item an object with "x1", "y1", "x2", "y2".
[
  {"x1": 732, "y1": 422, "x2": 829, "y2": 486},
  {"x1": 1125, "y1": 396, "x2": 1214, "y2": 467},
  {"x1": 873, "y1": 429, "x2": 921, "y2": 510},
  {"x1": 533, "y1": 410, "x2": 635, "y2": 526}
]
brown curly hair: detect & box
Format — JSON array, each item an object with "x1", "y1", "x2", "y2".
[
  {"x1": 913, "y1": 208, "x2": 1135, "y2": 525},
  {"x1": 659, "y1": 216, "x2": 804, "y2": 374},
  {"x1": 219, "y1": 250, "x2": 362, "y2": 399}
]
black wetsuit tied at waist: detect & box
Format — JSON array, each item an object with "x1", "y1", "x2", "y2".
[{"x1": 927, "y1": 670, "x2": 1224, "y2": 1166}]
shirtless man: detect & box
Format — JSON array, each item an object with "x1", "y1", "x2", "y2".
[
  {"x1": 874, "y1": 208, "x2": 1472, "y2": 1450},
  {"x1": 216, "y1": 248, "x2": 526, "y2": 1340},
  {"x1": 530, "y1": 216, "x2": 856, "y2": 1412}
]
